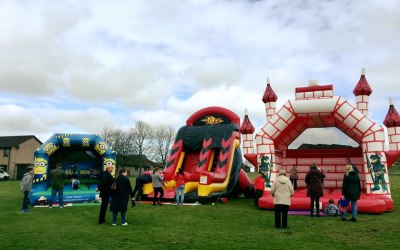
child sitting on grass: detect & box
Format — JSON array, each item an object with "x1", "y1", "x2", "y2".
[{"x1": 324, "y1": 199, "x2": 339, "y2": 216}]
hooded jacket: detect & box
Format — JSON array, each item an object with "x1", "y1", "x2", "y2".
[
  {"x1": 305, "y1": 168, "x2": 325, "y2": 198},
  {"x1": 342, "y1": 171, "x2": 361, "y2": 201},
  {"x1": 21, "y1": 172, "x2": 33, "y2": 192},
  {"x1": 271, "y1": 175, "x2": 294, "y2": 205}
]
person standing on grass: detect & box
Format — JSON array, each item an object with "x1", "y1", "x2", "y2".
[
  {"x1": 173, "y1": 168, "x2": 185, "y2": 207},
  {"x1": 305, "y1": 163, "x2": 325, "y2": 217},
  {"x1": 253, "y1": 172, "x2": 266, "y2": 207},
  {"x1": 49, "y1": 163, "x2": 66, "y2": 208},
  {"x1": 110, "y1": 169, "x2": 134, "y2": 226},
  {"x1": 20, "y1": 167, "x2": 34, "y2": 212},
  {"x1": 271, "y1": 170, "x2": 294, "y2": 229},
  {"x1": 97, "y1": 164, "x2": 114, "y2": 225},
  {"x1": 152, "y1": 167, "x2": 164, "y2": 205},
  {"x1": 289, "y1": 165, "x2": 299, "y2": 191},
  {"x1": 341, "y1": 164, "x2": 361, "y2": 222}
]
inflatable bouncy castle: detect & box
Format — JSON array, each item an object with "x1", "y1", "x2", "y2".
[
  {"x1": 30, "y1": 133, "x2": 116, "y2": 205},
  {"x1": 141, "y1": 107, "x2": 253, "y2": 202},
  {"x1": 243, "y1": 69, "x2": 397, "y2": 214}
]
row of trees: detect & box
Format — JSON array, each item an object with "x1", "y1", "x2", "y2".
[{"x1": 101, "y1": 121, "x2": 176, "y2": 166}]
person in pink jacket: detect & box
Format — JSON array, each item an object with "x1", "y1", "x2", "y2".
[
  {"x1": 271, "y1": 170, "x2": 294, "y2": 229},
  {"x1": 173, "y1": 168, "x2": 185, "y2": 207}
]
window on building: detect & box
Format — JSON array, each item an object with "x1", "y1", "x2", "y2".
[{"x1": 3, "y1": 148, "x2": 10, "y2": 157}]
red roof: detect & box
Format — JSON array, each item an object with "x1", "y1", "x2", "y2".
[
  {"x1": 262, "y1": 83, "x2": 278, "y2": 103},
  {"x1": 353, "y1": 74, "x2": 372, "y2": 96},
  {"x1": 383, "y1": 104, "x2": 400, "y2": 128},
  {"x1": 240, "y1": 115, "x2": 255, "y2": 134}
]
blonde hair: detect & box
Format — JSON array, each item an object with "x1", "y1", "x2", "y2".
[
  {"x1": 278, "y1": 170, "x2": 286, "y2": 176},
  {"x1": 345, "y1": 165, "x2": 353, "y2": 175}
]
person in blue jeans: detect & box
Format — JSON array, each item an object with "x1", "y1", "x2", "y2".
[
  {"x1": 341, "y1": 164, "x2": 361, "y2": 222},
  {"x1": 20, "y1": 167, "x2": 34, "y2": 212},
  {"x1": 49, "y1": 163, "x2": 66, "y2": 208},
  {"x1": 173, "y1": 168, "x2": 185, "y2": 206}
]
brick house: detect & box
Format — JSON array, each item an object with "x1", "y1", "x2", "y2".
[{"x1": 0, "y1": 135, "x2": 42, "y2": 180}]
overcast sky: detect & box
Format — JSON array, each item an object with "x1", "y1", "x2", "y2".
[{"x1": 1, "y1": 0, "x2": 399, "y2": 149}]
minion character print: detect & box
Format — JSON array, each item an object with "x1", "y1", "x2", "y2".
[
  {"x1": 44, "y1": 143, "x2": 58, "y2": 156},
  {"x1": 63, "y1": 137, "x2": 71, "y2": 147},
  {"x1": 94, "y1": 141, "x2": 108, "y2": 155},
  {"x1": 82, "y1": 137, "x2": 90, "y2": 147}
]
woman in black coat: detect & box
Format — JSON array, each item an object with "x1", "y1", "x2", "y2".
[
  {"x1": 110, "y1": 169, "x2": 134, "y2": 226},
  {"x1": 305, "y1": 163, "x2": 326, "y2": 217},
  {"x1": 341, "y1": 164, "x2": 361, "y2": 222}
]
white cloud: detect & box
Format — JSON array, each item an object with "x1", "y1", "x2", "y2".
[{"x1": 0, "y1": 0, "x2": 400, "y2": 146}]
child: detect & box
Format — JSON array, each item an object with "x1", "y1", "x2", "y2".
[
  {"x1": 253, "y1": 172, "x2": 266, "y2": 207},
  {"x1": 324, "y1": 199, "x2": 339, "y2": 216},
  {"x1": 71, "y1": 174, "x2": 80, "y2": 190},
  {"x1": 338, "y1": 197, "x2": 348, "y2": 216}
]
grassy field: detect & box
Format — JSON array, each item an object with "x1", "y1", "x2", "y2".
[{"x1": 0, "y1": 174, "x2": 399, "y2": 250}]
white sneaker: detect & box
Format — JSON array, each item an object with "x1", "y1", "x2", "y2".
[
  {"x1": 112, "y1": 223, "x2": 116, "y2": 226},
  {"x1": 122, "y1": 222, "x2": 128, "y2": 226},
  {"x1": 49, "y1": 206, "x2": 52, "y2": 208}
]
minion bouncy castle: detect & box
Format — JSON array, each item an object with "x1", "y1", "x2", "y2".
[
  {"x1": 243, "y1": 69, "x2": 398, "y2": 214},
  {"x1": 30, "y1": 134, "x2": 116, "y2": 205},
  {"x1": 141, "y1": 107, "x2": 253, "y2": 203}
]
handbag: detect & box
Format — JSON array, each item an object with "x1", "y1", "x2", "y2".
[{"x1": 110, "y1": 181, "x2": 117, "y2": 194}]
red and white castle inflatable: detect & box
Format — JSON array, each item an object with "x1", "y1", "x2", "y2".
[{"x1": 241, "y1": 69, "x2": 398, "y2": 214}]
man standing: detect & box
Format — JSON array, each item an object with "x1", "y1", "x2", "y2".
[
  {"x1": 97, "y1": 164, "x2": 114, "y2": 224},
  {"x1": 49, "y1": 163, "x2": 66, "y2": 208},
  {"x1": 20, "y1": 167, "x2": 34, "y2": 212}
]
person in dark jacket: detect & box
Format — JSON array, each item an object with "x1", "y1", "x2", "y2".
[
  {"x1": 97, "y1": 164, "x2": 114, "y2": 224},
  {"x1": 305, "y1": 163, "x2": 325, "y2": 217},
  {"x1": 346, "y1": 158, "x2": 359, "y2": 174},
  {"x1": 49, "y1": 163, "x2": 66, "y2": 208},
  {"x1": 110, "y1": 169, "x2": 134, "y2": 226},
  {"x1": 132, "y1": 173, "x2": 152, "y2": 200},
  {"x1": 341, "y1": 164, "x2": 361, "y2": 222}
]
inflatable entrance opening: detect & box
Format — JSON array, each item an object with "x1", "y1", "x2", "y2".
[{"x1": 30, "y1": 133, "x2": 116, "y2": 205}]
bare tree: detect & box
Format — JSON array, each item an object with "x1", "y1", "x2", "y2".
[
  {"x1": 151, "y1": 125, "x2": 176, "y2": 165},
  {"x1": 101, "y1": 126, "x2": 135, "y2": 157},
  {"x1": 130, "y1": 121, "x2": 153, "y2": 174}
]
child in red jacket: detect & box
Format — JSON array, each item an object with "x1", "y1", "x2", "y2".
[
  {"x1": 173, "y1": 168, "x2": 185, "y2": 207},
  {"x1": 253, "y1": 172, "x2": 266, "y2": 207}
]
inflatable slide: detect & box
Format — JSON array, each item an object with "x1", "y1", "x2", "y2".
[
  {"x1": 30, "y1": 133, "x2": 116, "y2": 205},
  {"x1": 141, "y1": 107, "x2": 252, "y2": 203}
]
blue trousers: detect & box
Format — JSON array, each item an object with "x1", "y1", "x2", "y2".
[
  {"x1": 49, "y1": 188, "x2": 64, "y2": 207},
  {"x1": 175, "y1": 185, "x2": 185, "y2": 205},
  {"x1": 342, "y1": 200, "x2": 358, "y2": 219},
  {"x1": 112, "y1": 211, "x2": 126, "y2": 224},
  {"x1": 22, "y1": 191, "x2": 30, "y2": 210}
]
